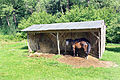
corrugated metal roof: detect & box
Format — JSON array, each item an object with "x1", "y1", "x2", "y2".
[{"x1": 21, "y1": 20, "x2": 104, "y2": 32}]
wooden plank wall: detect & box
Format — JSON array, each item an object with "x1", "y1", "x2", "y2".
[
  {"x1": 27, "y1": 32, "x2": 37, "y2": 52},
  {"x1": 36, "y1": 33, "x2": 58, "y2": 53}
]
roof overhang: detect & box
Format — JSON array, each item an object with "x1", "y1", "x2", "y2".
[{"x1": 21, "y1": 20, "x2": 105, "y2": 32}]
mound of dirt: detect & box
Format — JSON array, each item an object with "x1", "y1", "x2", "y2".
[
  {"x1": 57, "y1": 55, "x2": 118, "y2": 68},
  {"x1": 28, "y1": 53, "x2": 118, "y2": 68}
]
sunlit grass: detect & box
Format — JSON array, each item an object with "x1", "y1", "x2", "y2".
[{"x1": 0, "y1": 40, "x2": 120, "y2": 80}]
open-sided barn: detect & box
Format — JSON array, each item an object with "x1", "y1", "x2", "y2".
[{"x1": 22, "y1": 20, "x2": 106, "y2": 58}]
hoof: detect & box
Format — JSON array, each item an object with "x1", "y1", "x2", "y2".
[{"x1": 85, "y1": 56, "x2": 88, "y2": 59}]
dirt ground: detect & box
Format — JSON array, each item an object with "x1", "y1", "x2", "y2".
[
  {"x1": 28, "y1": 53, "x2": 118, "y2": 68},
  {"x1": 57, "y1": 55, "x2": 118, "y2": 68}
]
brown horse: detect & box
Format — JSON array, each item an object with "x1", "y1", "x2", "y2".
[{"x1": 72, "y1": 39, "x2": 91, "y2": 59}]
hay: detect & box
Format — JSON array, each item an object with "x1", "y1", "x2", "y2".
[
  {"x1": 57, "y1": 55, "x2": 118, "y2": 68},
  {"x1": 28, "y1": 53, "x2": 118, "y2": 68}
]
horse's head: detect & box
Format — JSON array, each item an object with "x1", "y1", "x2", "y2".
[
  {"x1": 80, "y1": 41, "x2": 87, "y2": 47},
  {"x1": 80, "y1": 41, "x2": 88, "y2": 52}
]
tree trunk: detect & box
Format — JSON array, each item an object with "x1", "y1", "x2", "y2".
[
  {"x1": 6, "y1": 16, "x2": 10, "y2": 26},
  {"x1": 67, "y1": 0, "x2": 69, "y2": 11},
  {"x1": 30, "y1": 8, "x2": 33, "y2": 14},
  {"x1": 37, "y1": 0, "x2": 40, "y2": 12},
  {"x1": 13, "y1": 14, "x2": 16, "y2": 24},
  {"x1": 60, "y1": 0, "x2": 64, "y2": 14}
]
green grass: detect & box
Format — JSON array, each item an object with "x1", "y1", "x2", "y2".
[{"x1": 0, "y1": 40, "x2": 120, "y2": 80}]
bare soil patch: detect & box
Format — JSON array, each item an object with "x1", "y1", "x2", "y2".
[
  {"x1": 28, "y1": 53, "x2": 118, "y2": 68},
  {"x1": 57, "y1": 55, "x2": 118, "y2": 68}
]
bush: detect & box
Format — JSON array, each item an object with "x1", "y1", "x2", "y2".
[
  {"x1": 0, "y1": 24, "x2": 16, "y2": 35},
  {"x1": 0, "y1": 32, "x2": 26, "y2": 42},
  {"x1": 56, "y1": 5, "x2": 115, "y2": 26},
  {"x1": 18, "y1": 11, "x2": 57, "y2": 29},
  {"x1": 107, "y1": 23, "x2": 120, "y2": 43}
]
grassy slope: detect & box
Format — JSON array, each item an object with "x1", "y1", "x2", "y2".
[{"x1": 0, "y1": 40, "x2": 120, "y2": 80}]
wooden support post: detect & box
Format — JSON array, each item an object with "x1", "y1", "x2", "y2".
[
  {"x1": 27, "y1": 32, "x2": 32, "y2": 52},
  {"x1": 98, "y1": 31, "x2": 101, "y2": 58},
  {"x1": 57, "y1": 32, "x2": 60, "y2": 55}
]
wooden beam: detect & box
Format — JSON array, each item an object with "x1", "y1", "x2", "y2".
[
  {"x1": 91, "y1": 32, "x2": 99, "y2": 39},
  {"x1": 28, "y1": 29, "x2": 99, "y2": 33},
  {"x1": 59, "y1": 33, "x2": 65, "y2": 38},
  {"x1": 27, "y1": 32, "x2": 32, "y2": 52},
  {"x1": 50, "y1": 33, "x2": 56, "y2": 38},
  {"x1": 57, "y1": 32, "x2": 60, "y2": 55},
  {"x1": 50, "y1": 32, "x2": 65, "y2": 39},
  {"x1": 92, "y1": 39, "x2": 98, "y2": 48}
]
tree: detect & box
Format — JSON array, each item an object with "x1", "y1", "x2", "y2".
[
  {"x1": 18, "y1": 11, "x2": 56, "y2": 29},
  {"x1": 0, "y1": 4, "x2": 14, "y2": 26}
]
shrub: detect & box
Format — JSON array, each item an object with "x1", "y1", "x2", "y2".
[
  {"x1": 107, "y1": 22, "x2": 120, "y2": 43},
  {"x1": 18, "y1": 11, "x2": 57, "y2": 29}
]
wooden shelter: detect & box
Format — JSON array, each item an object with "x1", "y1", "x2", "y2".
[{"x1": 22, "y1": 20, "x2": 106, "y2": 58}]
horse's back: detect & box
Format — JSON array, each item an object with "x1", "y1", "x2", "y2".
[
  {"x1": 80, "y1": 38, "x2": 90, "y2": 43},
  {"x1": 74, "y1": 38, "x2": 90, "y2": 43}
]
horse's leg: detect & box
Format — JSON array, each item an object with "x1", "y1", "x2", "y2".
[
  {"x1": 85, "y1": 52, "x2": 88, "y2": 59},
  {"x1": 73, "y1": 48, "x2": 76, "y2": 56},
  {"x1": 77, "y1": 51, "x2": 78, "y2": 57},
  {"x1": 86, "y1": 43, "x2": 91, "y2": 59},
  {"x1": 75, "y1": 48, "x2": 78, "y2": 56},
  {"x1": 84, "y1": 45, "x2": 88, "y2": 59},
  {"x1": 78, "y1": 49, "x2": 80, "y2": 57},
  {"x1": 77, "y1": 48, "x2": 79, "y2": 57},
  {"x1": 72, "y1": 45, "x2": 75, "y2": 56}
]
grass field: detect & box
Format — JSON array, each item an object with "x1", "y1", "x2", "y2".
[{"x1": 0, "y1": 40, "x2": 120, "y2": 80}]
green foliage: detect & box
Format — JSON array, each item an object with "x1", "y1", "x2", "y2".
[
  {"x1": 0, "y1": 0, "x2": 120, "y2": 42},
  {"x1": 18, "y1": 11, "x2": 56, "y2": 29},
  {"x1": 107, "y1": 25, "x2": 120, "y2": 43},
  {"x1": 88, "y1": 0, "x2": 120, "y2": 8},
  {"x1": 0, "y1": 33, "x2": 26, "y2": 42},
  {"x1": 56, "y1": 5, "x2": 115, "y2": 25},
  {"x1": 0, "y1": 4, "x2": 14, "y2": 16},
  {"x1": 107, "y1": 16, "x2": 120, "y2": 43},
  {"x1": 35, "y1": 0, "x2": 51, "y2": 12},
  {"x1": 0, "y1": 16, "x2": 16, "y2": 34}
]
